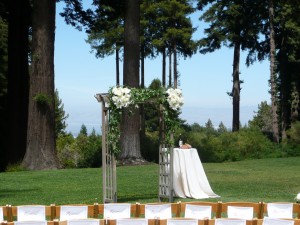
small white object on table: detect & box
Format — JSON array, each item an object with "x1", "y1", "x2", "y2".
[{"x1": 173, "y1": 148, "x2": 219, "y2": 199}]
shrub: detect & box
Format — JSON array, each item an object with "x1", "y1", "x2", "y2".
[
  {"x1": 184, "y1": 127, "x2": 280, "y2": 162},
  {"x1": 141, "y1": 131, "x2": 159, "y2": 163}
]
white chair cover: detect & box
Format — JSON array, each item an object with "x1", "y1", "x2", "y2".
[
  {"x1": 167, "y1": 219, "x2": 198, "y2": 225},
  {"x1": 227, "y1": 206, "x2": 253, "y2": 219},
  {"x1": 15, "y1": 221, "x2": 47, "y2": 225},
  {"x1": 262, "y1": 217, "x2": 295, "y2": 225},
  {"x1": 103, "y1": 203, "x2": 131, "y2": 219},
  {"x1": 17, "y1": 205, "x2": 46, "y2": 221},
  {"x1": 60, "y1": 205, "x2": 88, "y2": 221},
  {"x1": 0, "y1": 207, "x2": 3, "y2": 221},
  {"x1": 267, "y1": 203, "x2": 293, "y2": 219},
  {"x1": 67, "y1": 219, "x2": 100, "y2": 225},
  {"x1": 215, "y1": 219, "x2": 246, "y2": 225},
  {"x1": 184, "y1": 204, "x2": 212, "y2": 219},
  {"x1": 116, "y1": 218, "x2": 148, "y2": 225},
  {"x1": 145, "y1": 204, "x2": 172, "y2": 219}
]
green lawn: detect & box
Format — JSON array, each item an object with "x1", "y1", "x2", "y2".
[{"x1": 0, "y1": 157, "x2": 299, "y2": 205}]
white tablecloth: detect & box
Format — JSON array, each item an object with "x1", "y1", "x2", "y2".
[{"x1": 173, "y1": 148, "x2": 220, "y2": 199}]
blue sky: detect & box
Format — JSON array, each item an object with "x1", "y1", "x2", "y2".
[{"x1": 54, "y1": 2, "x2": 270, "y2": 135}]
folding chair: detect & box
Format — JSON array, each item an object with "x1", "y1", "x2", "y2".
[
  {"x1": 67, "y1": 219, "x2": 103, "y2": 225},
  {"x1": 136, "y1": 203, "x2": 179, "y2": 219},
  {"x1": 261, "y1": 217, "x2": 295, "y2": 225},
  {"x1": 1, "y1": 206, "x2": 4, "y2": 222},
  {"x1": 116, "y1": 218, "x2": 148, "y2": 225},
  {"x1": 103, "y1": 204, "x2": 131, "y2": 219},
  {"x1": 179, "y1": 202, "x2": 221, "y2": 219},
  {"x1": 14, "y1": 221, "x2": 48, "y2": 225},
  {"x1": 261, "y1": 203, "x2": 300, "y2": 219},
  {"x1": 214, "y1": 218, "x2": 247, "y2": 225},
  {"x1": 57, "y1": 219, "x2": 104, "y2": 225},
  {"x1": 219, "y1": 202, "x2": 263, "y2": 219},
  {"x1": 144, "y1": 204, "x2": 172, "y2": 219},
  {"x1": 166, "y1": 218, "x2": 198, "y2": 225},
  {"x1": 58, "y1": 205, "x2": 88, "y2": 221},
  {"x1": 16, "y1": 205, "x2": 46, "y2": 221}
]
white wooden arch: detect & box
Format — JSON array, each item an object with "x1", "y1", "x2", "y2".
[{"x1": 95, "y1": 93, "x2": 174, "y2": 203}]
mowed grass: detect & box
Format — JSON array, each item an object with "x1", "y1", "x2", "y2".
[{"x1": 0, "y1": 157, "x2": 299, "y2": 205}]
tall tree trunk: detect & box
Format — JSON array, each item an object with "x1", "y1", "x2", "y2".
[
  {"x1": 120, "y1": 0, "x2": 142, "y2": 163},
  {"x1": 173, "y1": 44, "x2": 177, "y2": 88},
  {"x1": 279, "y1": 44, "x2": 290, "y2": 140},
  {"x1": 268, "y1": 0, "x2": 279, "y2": 143},
  {"x1": 168, "y1": 50, "x2": 172, "y2": 87},
  {"x1": 22, "y1": 0, "x2": 60, "y2": 170},
  {"x1": 140, "y1": 44, "x2": 145, "y2": 147},
  {"x1": 162, "y1": 48, "x2": 166, "y2": 87},
  {"x1": 232, "y1": 42, "x2": 241, "y2": 132},
  {"x1": 116, "y1": 48, "x2": 120, "y2": 86},
  {"x1": 7, "y1": 0, "x2": 30, "y2": 165}
]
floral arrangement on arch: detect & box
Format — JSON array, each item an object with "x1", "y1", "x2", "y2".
[{"x1": 107, "y1": 86, "x2": 184, "y2": 155}]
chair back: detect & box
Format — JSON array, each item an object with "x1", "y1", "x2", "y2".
[
  {"x1": 179, "y1": 202, "x2": 221, "y2": 218},
  {"x1": 262, "y1": 217, "x2": 295, "y2": 225},
  {"x1": 265, "y1": 203, "x2": 294, "y2": 219},
  {"x1": 116, "y1": 218, "x2": 148, "y2": 225},
  {"x1": 184, "y1": 204, "x2": 212, "y2": 219},
  {"x1": 17, "y1": 205, "x2": 46, "y2": 221},
  {"x1": 103, "y1": 204, "x2": 131, "y2": 219},
  {"x1": 67, "y1": 219, "x2": 101, "y2": 225},
  {"x1": 227, "y1": 206, "x2": 253, "y2": 220},
  {"x1": 220, "y1": 202, "x2": 263, "y2": 219},
  {"x1": 144, "y1": 204, "x2": 172, "y2": 219},
  {"x1": 1, "y1": 206, "x2": 3, "y2": 221},
  {"x1": 215, "y1": 219, "x2": 247, "y2": 225},
  {"x1": 59, "y1": 206, "x2": 88, "y2": 221},
  {"x1": 167, "y1": 219, "x2": 198, "y2": 225},
  {"x1": 14, "y1": 221, "x2": 48, "y2": 225}
]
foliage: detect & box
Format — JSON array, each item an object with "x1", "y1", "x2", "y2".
[
  {"x1": 1, "y1": 157, "x2": 300, "y2": 204},
  {"x1": 5, "y1": 163, "x2": 28, "y2": 172},
  {"x1": 108, "y1": 86, "x2": 184, "y2": 156},
  {"x1": 0, "y1": 17, "x2": 8, "y2": 99},
  {"x1": 282, "y1": 121, "x2": 300, "y2": 156},
  {"x1": 54, "y1": 89, "x2": 69, "y2": 138},
  {"x1": 33, "y1": 93, "x2": 52, "y2": 106},
  {"x1": 248, "y1": 101, "x2": 272, "y2": 132},
  {"x1": 56, "y1": 127, "x2": 102, "y2": 168},
  {"x1": 183, "y1": 123, "x2": 281, "y2": 163},
  {"x1": 140, "y1": 131, "x2": 160, "y2": 163}
]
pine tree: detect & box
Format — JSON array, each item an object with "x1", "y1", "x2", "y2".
[{"x1": 198, "y1": 0, "x2": 263, "y2": 132}]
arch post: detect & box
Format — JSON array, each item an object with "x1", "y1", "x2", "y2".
[{"x1": 95, "y1": 93, "x2": 117, "y2": 203}]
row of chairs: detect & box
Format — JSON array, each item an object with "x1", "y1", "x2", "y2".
[
  {"x1": 1, "y1": 202, "x2": 300, "y2": 222},
  {"x1": 1, "y1": 218, "x2": 300, "y2": 225}
]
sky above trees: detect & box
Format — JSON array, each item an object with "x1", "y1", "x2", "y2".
[{"x1": 54, "y1": 1, "x2": 270, "y2": 135}]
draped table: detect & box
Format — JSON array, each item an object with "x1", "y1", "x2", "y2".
[{"x1": 173, "y1": 148, "x2": 220, "y2": 199}]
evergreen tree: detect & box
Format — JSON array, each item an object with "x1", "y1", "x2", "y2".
[
  {"x1": 248, "y1": 101, "x2": 272, "y2": 134},
  {"x1": 54, "y1": 89, "x2": 69, "y2": 138},
  {"x1": 86, "y1": 0, "x2": 125, "y2": 85},
  {"x1": 23, "y1": 0, "x2": 60, "y2": 170},
  {"x1": 197, "y1": 0, "x2": 263, "y2": 132},
  {"x1": 7, "y1": 0, "x2": 30, "y2": 166}
]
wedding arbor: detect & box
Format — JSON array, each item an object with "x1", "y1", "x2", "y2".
[{"x1": 95, "y1": 87, "x2": 183, "y2": 203}]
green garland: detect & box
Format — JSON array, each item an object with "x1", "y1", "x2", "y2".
[{"x1": 107, "y1": 86, "x2": 183, "y2": 156}]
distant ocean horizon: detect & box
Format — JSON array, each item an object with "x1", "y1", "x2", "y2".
[{"x1": 65, "y1": 105, "x2": 258, "y2": 137}]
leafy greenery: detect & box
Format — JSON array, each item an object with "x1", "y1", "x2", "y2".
[
  {"x1": 56, "y1": 125, "x2": 102, "y2": 168},
  {"x1": 33, "y1": 93, "x2": 52, "y2": 106},
  {"x1": 108, "y1": 86, "x2": 183, "y2": 156},
  {"x1": 55, "y1": 89, "x2": 69, "y2": 138},
  {"x1": 0, "y1": 157, "x2": 299, "y2": 205}
]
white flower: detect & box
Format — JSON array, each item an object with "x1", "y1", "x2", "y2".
[
  {"x1": 110, "y1": 86, "x2": 132, "y2": 108},
  {"x1": 166, "y1": 88, "x2": 184, "y2": 110},
  {"x1": 296, "y1": 193, "x2": 300, "y2": 202}
]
